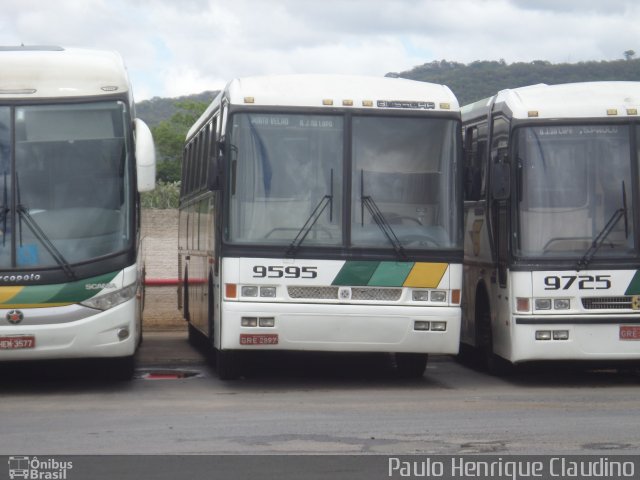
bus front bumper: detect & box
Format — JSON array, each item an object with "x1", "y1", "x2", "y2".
[
  {"x1": 220, "y1": 302, "x2": 461, "y2": 354},
  {"x1": 510, "y1": 316, "x2": 640, "y2": 363},
  {"x1": 0, "y1": 299, "x2": 139, "y2": 361}
]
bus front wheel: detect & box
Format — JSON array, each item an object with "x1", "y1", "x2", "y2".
[
  {"x1": 395, "y1": 353, "x2": 428, "y2": 378},
  {"x1": 216, "y1": 349, "x2": 242, "y2": 380}
]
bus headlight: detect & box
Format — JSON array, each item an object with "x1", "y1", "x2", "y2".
[
  {"x1": 535, "y1": 330, "x2": 552, "y2": 340},
  {"x1": 412, "y1": 290, "x2": 429, "y2": 301},
  {"x1": 241, "y1": 286, "x2": 259, "y2": 297},
  {"x1": 260, "y1": 287, "x2": 276, "y2": 298},
  {"x1": 431, "y1": 291, "x2": 447, "y2": 302},
  {"x1": 535, "y1": 298, "x2": 552, "y2": 310},
  {"x1": 431, "y1": 321, "x2": 447, "y2": 331},
  {"x1": 81, "y1": 283, "x2": 137, "y2": 311}
]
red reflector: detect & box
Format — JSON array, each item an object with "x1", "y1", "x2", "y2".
[{"x1": 145, "y1": 373, "x2": 182, "y2": 380}]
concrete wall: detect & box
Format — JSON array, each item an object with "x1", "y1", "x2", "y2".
[{"x1": 141, "y1": 209, "x2": 184, "y2": 331}]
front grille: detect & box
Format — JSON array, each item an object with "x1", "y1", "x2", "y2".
[
  {"x1": 582, "y1": 296, "x2": 633, "y2": 310},
  {"x1": 351, "y1": 287, "x2": 402, "y2": 301},
  {"x1": 287, "y1": 286, "x2": 402, "y2": 301},
  {"x1": 288, "y1": 286, "x2": 339, "y2": 300}
]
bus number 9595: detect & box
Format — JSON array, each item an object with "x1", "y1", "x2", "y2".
[{"x1": 253, "y1": 266, "x2": 318, "y2": 279}]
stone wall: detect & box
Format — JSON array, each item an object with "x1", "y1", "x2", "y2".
[{"x1": 141, "y1": 209, "x2": 184, "y2": 330}]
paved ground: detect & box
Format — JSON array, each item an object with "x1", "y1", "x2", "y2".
[{"x1": 1, "y1": 330, "x2": 640, "y2": 457}]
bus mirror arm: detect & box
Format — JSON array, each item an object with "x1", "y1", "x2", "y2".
[
  {"x1": 491, "y1": 163, "x2": 510, "y2": 200},
  {"x1": 208, "y1": 152, "x2": 224, "y2": 191}
]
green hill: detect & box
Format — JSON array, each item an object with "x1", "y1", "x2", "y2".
[
  {"x1": 135, "y1": 90, "x2": 218, "y2": 126},
  {"x1": 387, "y1": 58, "x2": 640, "y2": 105},
  {"x1": 134, "y1": 59, "x2": 640, "y2": 123}
]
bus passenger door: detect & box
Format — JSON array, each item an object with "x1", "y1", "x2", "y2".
[{"x1": 488, "y1": 114, "x2": 512, "y2": 357}]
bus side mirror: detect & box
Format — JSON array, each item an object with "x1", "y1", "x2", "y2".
[
  {"x1": 491, "y1": 163, "x2": 510, "y2": 200},
  {"x1": 134, "y1": 118, "x2": 156, "y2": 192}
]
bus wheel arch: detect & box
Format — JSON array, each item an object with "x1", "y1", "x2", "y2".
[
  {"x1": 475, "y1": 281, "x2": 512, "y2": 375},
  {"x1": 474, "y1": 282, "x2": 491, "y2": 348}
]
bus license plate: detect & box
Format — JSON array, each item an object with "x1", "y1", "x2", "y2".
[
  {"x1": 240, "y1": 334, "x2": 279, "y2": 346},
  {"x1": 620, "y1": 326, "x2": 640, "y2": 340},
  {"x1": 0, "y1": 335, "x2": 36, "y2": 350}
]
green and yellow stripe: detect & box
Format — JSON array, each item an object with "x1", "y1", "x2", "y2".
[
  {"x1": 332, "y1": 261, "x2": 448, "y2": 288},
  {"x1": 0, "y1": 272, "x2": 118, "y2": 308}
]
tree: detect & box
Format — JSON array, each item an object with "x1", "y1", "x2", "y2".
[
  {"x1": 624, "y1": 50, "x2": 636, "y2": 61},
  {"x1": 151, "y1": 100, "x2": 208, "y2": 182}
]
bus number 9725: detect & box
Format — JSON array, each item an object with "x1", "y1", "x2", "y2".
[{"x1": 543, "y1": 275, "x2": 611, "y2": 290}]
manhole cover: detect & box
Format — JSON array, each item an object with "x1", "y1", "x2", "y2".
[{"x1": 136, "y1": 368, "x2": 202, "y2": 380}]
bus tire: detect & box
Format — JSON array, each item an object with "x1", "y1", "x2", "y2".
[
  {"x1": 216, "y1": 349, "x2": 241, "y2": 380},
  {"x1": 395, "y1": 353, "x2": 428, "y2": 378},
  {"x1": 187, "y1": 322, "x2": 200, "y2": 347},
  {"x1": 107, "y1": 355, "x2": 136, "y2": 381}
]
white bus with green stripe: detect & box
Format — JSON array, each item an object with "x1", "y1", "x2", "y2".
[
  {"x1": 461, "y1": 82, "x2": 640, "y2": 373},
  {"x1": 0, "y1": 46, "x2": 155, "y2": 377},
  {"x1": 179, "y1": 75, "x2": 462, "y2": 379}
]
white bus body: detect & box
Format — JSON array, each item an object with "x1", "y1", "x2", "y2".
[
  {"x1": 179, "y1": 75, "x2": 463, "y2": 379},
  {"x1": 461, "y1": 82, "x2": 640, "y2": 370},
  {"x1": 0, "y1": 46, "x2": 155, "y2": 377}
]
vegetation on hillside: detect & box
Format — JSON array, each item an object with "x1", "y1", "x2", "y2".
[
  {"x1": 136, "y1": 91, "x2": 218, "y2": 127},
  {"x1": 139, "y1": 99, "x2": 209, "y2": 208},
  {"x1": 387, "y1": 57, "x2": 640, "y2": 105}
]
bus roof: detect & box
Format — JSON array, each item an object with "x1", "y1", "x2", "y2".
[
  {"x1": 463, "y1": 81, "x2": 640, "y2": 121},
  {"x1": 0, "y1": 46, "x2": 131, "y2": 100},
  {"x1": 226, "y1": 74, "x2": 458, "y2": 109},
  {"x1": 188, "y1": 74, "x2": 459, "y2": 139}
]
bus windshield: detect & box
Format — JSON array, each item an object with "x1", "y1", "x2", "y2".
[
  {"x1": 351, "y1": 116, "x2": 460, "y2": 250},
  {"x1": 0, "y1": 101, "x2": 132, "y2": 270},
  {"x1": 515, "y1": 124, "x2": 637, "y2": 259},
  {"x1": 227, "y1": 112, "x2": 461, "y2": 251}
]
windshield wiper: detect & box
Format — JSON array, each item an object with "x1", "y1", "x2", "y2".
[
  {"x1": 15, "y1": 174, "x2": 76, "y2": 280},
  {"x1": 16, "y1": 205, "x2": 77, "y2": 280},
  {"x1": 286, "y1": 170, "x2": 333, "y2": 257},
  {"x1": 577, "y1": 181, "x2": 628, "y2": 271},
  {"x1": 360, "y1": 170, "x2": 407, "y2": 260}
]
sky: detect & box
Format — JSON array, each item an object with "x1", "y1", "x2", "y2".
[{"x1": 2, "y1": 0, "x2": 638, "y2": 100}]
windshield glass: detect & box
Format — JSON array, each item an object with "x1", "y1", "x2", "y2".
[
  {"x1": 228, "y1": 112, "x2": 343, "y2": 245},
  {"x1": 351, "y1": 116, "x2": 460, "y2": 250},
  {"x1": 515, "y1": 124, "x2": 636, "y2": 259},
  {"x1": 0, "y1": 101, "x2": 132, "y2": 270}
]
